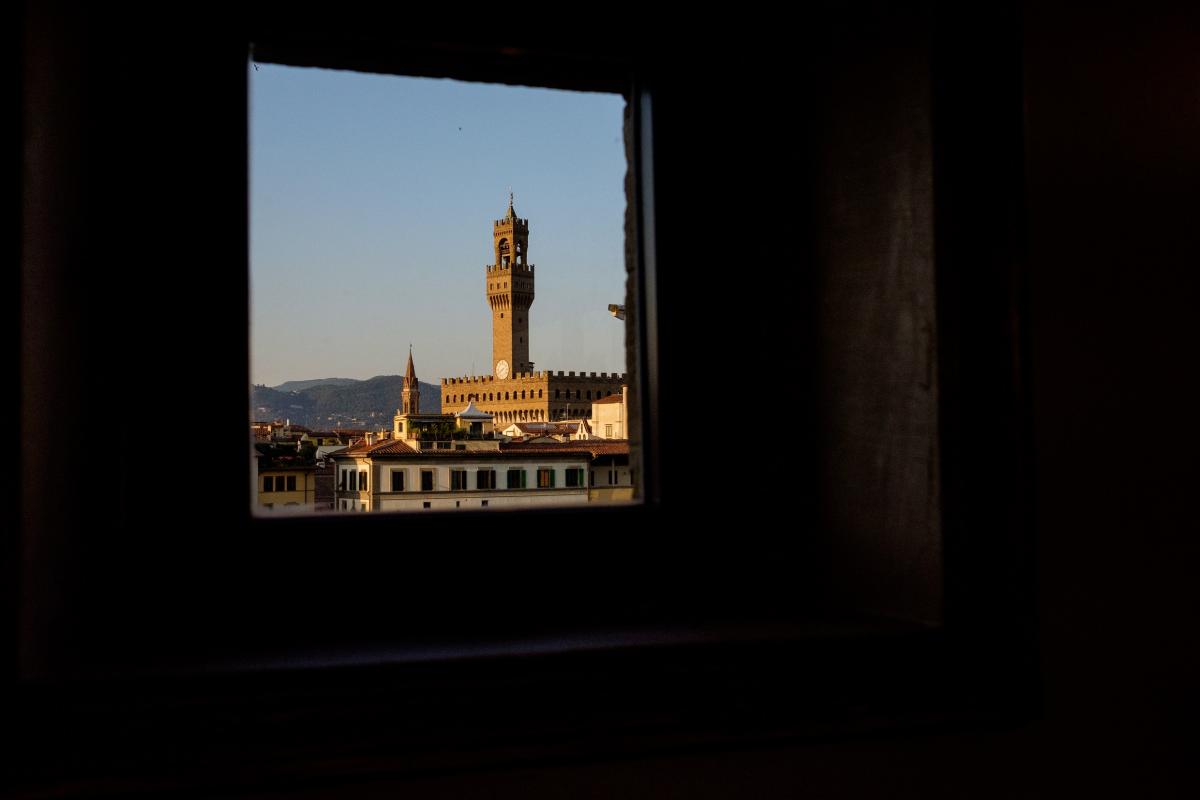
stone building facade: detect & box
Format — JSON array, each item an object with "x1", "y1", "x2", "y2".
[{"x1": 441, "y1": 195, "x2": 626, "y2": 425}]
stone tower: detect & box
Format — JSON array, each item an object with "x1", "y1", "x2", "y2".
[
  {"x1": 401, "y1": 346, "x2": 420, "y2": 415},
  {"x1": 486, "y1": 193, "x2": 534, "y2": 379}
]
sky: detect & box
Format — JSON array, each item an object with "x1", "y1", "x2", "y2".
[{"x1": 250, "y1": 63, "x2": 628, "y2": 388}]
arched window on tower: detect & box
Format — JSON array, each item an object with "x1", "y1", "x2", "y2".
[{"x1": 498, "y1": 238, "x2": 510, "y2": 267}]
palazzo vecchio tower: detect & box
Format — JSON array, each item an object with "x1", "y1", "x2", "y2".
[{"x1": 439, "y1": 194, "x2": 625, "y2": 425}]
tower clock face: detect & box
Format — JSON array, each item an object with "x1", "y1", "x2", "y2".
[{"x1": 496, "y1": 360, "x2": 510, "y2": 379}]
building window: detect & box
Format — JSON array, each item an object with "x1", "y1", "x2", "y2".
[
  {"x1": 575, "y1": 390, "x2": 581, "y2": 400},
  {"x1": 391, "y1": 470, "x2": 405, "y2": 492},
  {"x1": 555, "y1": 389, "x2": 561, "y2": 399},
  {"x1": 422, "y1": 501, "x2": 431, "y2": 509},
  {"x1": 537, "y1": 468, "x2": 555, "y2": 488},
  {"x1": 507, "y1": 468, "x2": 526, "y2": 489},
  {"x1": 421, "y1": 470, "x2": 434, "y2": 491},
  {"x1": 450, "y1": 469, "x2": 468, "y2": 490},
  {"x1": 263, "y1": 476, "x2": 273, "y2": 492},
  {"x1": 538, "y1": 389, "x2": 543, "y2": 398},
  {"x1": 481, "y1": 500, "x2": 488, "y2": 507},
  {"x1": 477, "y1": 469, "x2": 496, "y2": 489},
  {"x1": 586, "y1": 390, "x2": 592, "y2": 400},
  {"x1": 605, "y1": 424, "x2": 613, "y2": 438},
  {"x1": 358, "y1": 471, "x2": 367, "y2": 490},
  {"x1": 565, "y1": 468, "x2": 584, "y2": 488}
]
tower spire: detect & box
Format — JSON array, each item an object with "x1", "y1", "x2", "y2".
[
  {"x1": 401, "y1": 345, "x2": 419, "y2": 415},
  {"x1": 404, "y1": 344, "x2": 416, "y2": 384}
]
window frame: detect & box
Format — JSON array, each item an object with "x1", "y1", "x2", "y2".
[
  {"x1": 506, "y1": 468, "x2": 527, "y2": 489},
  {"x1": 12, "y1": 10, "x2": 1037, "y2": 793}
]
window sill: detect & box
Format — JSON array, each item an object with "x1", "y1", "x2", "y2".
[{"x1": 11, "y1": 614, "x2": 1030, "y2": 796}]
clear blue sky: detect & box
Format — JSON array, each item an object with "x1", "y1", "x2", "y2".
[{"x1": 250, "y1": 63, "x2": 627, "y2": 387}]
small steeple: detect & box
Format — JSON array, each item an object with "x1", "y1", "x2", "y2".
[
  {"x1": 505, "y1": 190, "x2": 516, "y2": 220},
  {"x1": 403, "y1": 344, "x2": 417, "y2": 386},
  {"x1": 401, "y1": 345, "x2": 420, "y2": 415}
]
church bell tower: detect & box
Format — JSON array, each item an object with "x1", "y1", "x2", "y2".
[
  {"x1": 401, "y1": 346, "x2": 420, "y2": 415},
  {"x1": 486, "y1": 193, "x2": 534, "y2": 378}
]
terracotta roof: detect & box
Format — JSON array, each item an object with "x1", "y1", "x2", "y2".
[
  {"x1": 330, "y1": 441, "x2": 603, "y2": 461},
  {"x1": 510, "y1": 422, "x2": 578, "y2": 434},
  {"x1": 340, "y1": 438, "x2": 417, "y2": 456},
  {"x1": 501, "y1": 440, "x2": 629, "y2": 458},
  {"x1": 593, "y1": 393, "x2": 624, "y2": 404}
]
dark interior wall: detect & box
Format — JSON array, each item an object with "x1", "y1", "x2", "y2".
[
  {"x1": 19, "y1": 5, "x2": 251, "y2": 676},
  {"x1": 1018, "y1": 1, "x2": 1198, "y2": 791},
  {"x1": 812, "y1": 11, "x2": 941, "y2": 625}
]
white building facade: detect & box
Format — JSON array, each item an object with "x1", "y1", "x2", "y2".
[{"x1": 332, "y1": 439, "x2": 591, "y2": 512}]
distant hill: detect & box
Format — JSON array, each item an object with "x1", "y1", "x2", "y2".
[
  {"x1": 251, "y1": 376, "x2": 441, "y2": 429},
  {"x1": 272, "y1": 377, "x2": 360, "y2": 394}
]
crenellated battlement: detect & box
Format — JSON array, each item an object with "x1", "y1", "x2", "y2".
[
  {"x1": 441, "y1": 371, "x2": 626, "y2": 386},
  {"x1": 485, "y1": 262, "x2": 534, "y2": 274}
]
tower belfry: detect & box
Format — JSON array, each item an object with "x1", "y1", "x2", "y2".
[{"x1": 486, "y1": 194, "x2": 534, "y2": 378}]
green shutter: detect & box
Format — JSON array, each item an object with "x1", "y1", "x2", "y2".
[{"x1": 550, "y1": 469, "x2": 556, "y2": 488}]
